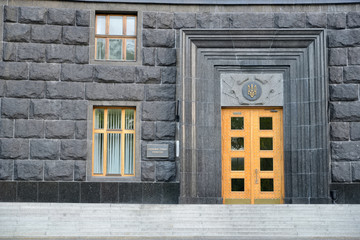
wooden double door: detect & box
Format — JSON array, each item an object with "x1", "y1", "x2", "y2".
[{"x1": 222, "y1": 108, "x2": 284, "y2": 204}]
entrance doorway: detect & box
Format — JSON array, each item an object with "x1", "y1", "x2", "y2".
[{"x1": 222, "y1": 108, "x2": 284, "y2": 204}]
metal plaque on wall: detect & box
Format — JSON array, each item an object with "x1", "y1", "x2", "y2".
[{"x1": 147, "y1": 144, "x2": 169, "y2": 158}]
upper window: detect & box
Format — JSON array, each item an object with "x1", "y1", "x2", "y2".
[
  {"x1": 95, "y1": 14, "x2": 137, "y2": 61},
  {"x1": 92, "y1": 107, "x2": 136, "y2": 176}
]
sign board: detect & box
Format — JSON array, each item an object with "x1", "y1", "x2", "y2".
[{"x1": 147, "y1": 144, "x2": 169, "y2": 158}]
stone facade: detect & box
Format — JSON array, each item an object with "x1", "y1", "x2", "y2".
[{"x1": 0, "y1": 1, "x2": 360, "y2": 203}]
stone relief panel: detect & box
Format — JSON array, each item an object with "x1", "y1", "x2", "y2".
[{"x1": 221, "y1": 73, "x2": 283, "y2": 106}]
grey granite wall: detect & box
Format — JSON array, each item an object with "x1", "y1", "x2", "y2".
[{"x1": 0, "y1": 2, "x2": 360, "y2": 203}]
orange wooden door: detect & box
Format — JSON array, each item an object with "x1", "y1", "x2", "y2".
[{"x1": 222, "y1": 108, "x2": 284, "y2": 204}]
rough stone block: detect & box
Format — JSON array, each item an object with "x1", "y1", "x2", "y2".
[
  {"x1": 30, "y1": 139, "x2": 60, "y2": 160},
  {"x1": 156, "y1": 121, "x2": 176, "y2": 139},
  {"x1": 142, "y1": 102, "x2": 175, "y2": 121},
  {"x1": 332, "y1": 162, "x2": 351, "y2": 182},
  {"x1": 75, "y1": 46, "x2": 89, "y2": 64},
  {"x1": 136, "y1": 67, "x2": 161, "y2": 83},
  {"x1": 60, "y1": 140, "x2": 87, "y2": 160},
  {"x1": 142, "y1": 121, "x2": 155, "y2": 140},
  {"x1": 3, "y1": 23, "x2": 30, "y2": 42},
  {"x1": 19, "y1": 7, "x2": 47, "y2": 24},
  {"x1": 352, "y1": 162, "x2": 360, "y2": 182},
  {"x1": 328, "y1": 29, "x2": 360, "y2": 48},
  {"x1": 329, "y1": 67, "x2": 343, "y2": 84},
  {"x1": 76, "y1": 10, "x2": 90, "y2": 27},
  {"x1": 349, "y1": 47, "x2": 360, "y2": 65},
  {"x1": 61, "y1": 64, "x2": 93, "y2": 82},
  {"x1": 2, "y1": 98, "x2": 29, "y2": 119},
  {"x1": 46, "y1": 44, "x2": 75, "y2": 63},
  {"x1": 46, "y1": 82, "x2": 84, "y2": 99},
  {"x1": 275, "y1": 13, "x2": 305, "y2": 28},
  {"x1": 48, "y1": 8, "x2": 75, "y2": 25},
  {"x1": 146, "y1": 85, "x2": 175, "y2": 101},
  {"x1": 0, "y1": 139, "x2": 29, "y2": 159},
  {"x1": 350, "y1": 122, "x2": 360, "y2": 141},
  {"x1": 331, "y1": 141, "x2": 360, "y2": 161},
  {"x1": 45, "y1": 121, "x2": 75, "y2": 139},
  {"x1": 0, "y1": 82, "x2": 3, "y2": 97},
  {"x1": 45, "y1": 160, "x2": 74, "y2": 181},
  {"x1": 330, "y1": 102, "x2": 360, "y2": 121},
  {"x1": 157, "y1": 48, "x2": 176, "y2": 66},
  {"x1": 197, "y1": 12, "x2": 221, "y2": 28},
  {"x1": 161, "y1": 67, "x2": 176, "y2": 84},
  {"x1": 327, "y1": 13, "x2": 346, "y2": 29},
  {"x1": 63, "y1": 26, "x2": 89, "y2": 45},
  {"x1": 329, "y1": 48, "x2": 347, "y2": 66},
  {"x1": 143, "y1": 12, "x2": 157, "y2": 29},
  {"x1": 60, "y1": 100, "x2": 87, "y2": 120},
  {"x1": 6, "y1": 80, "x2": 45, "y2": 98},
  {"x1": 157, "y1": 12, "x2": 174, "y2": 29},
  {"x1": 14, "y1": 160, "x2": 43, "y2": 180},
  {"x1": 30, "y1": 99, "x2": 61, "y2": 120},
  {"x1": 218, "y1": 13, "x2": 231, "y2": 28},
  {"x1": 329, "y1": 84, "x2": 358, "y2": 101},
  {"x1": 344, "y1": 66, "x2": 360, "y2": 83},
  {"x1": 31, "y1": 25, "x2": 62, "y2": 43},
  {"x1": 0, "y1": 62, "x2": 28, "y2": 80},
  {"x1": 29, "y1": 63, "x2": 60, "y2": 81},
  {"x1": 94, "y1": 65, "x2": 135, "y2": 83},
  {"x1": 330, "y1": 122, "x2": 349, "y2": 141},
  {"x1": 75, "y1": 121, "x2": 87, "y2": 139},
  {"x1": 74, "y1": 160, "x2": 86, "y2": 181},
  {"x1": 143, "y1": 29, "x2": 175, "y2": 48},
  {"x1": 15, "y1": 119, "x2": 44, "y2": 138},
  {"x1": 306, "y1": 13, "x2": 327, "y2": 28},
  {"x1": 347, "y1": 12, "x2": 360, "y2": 28},
  {"x1": 174, "y1": 13, "x2": 196, "y2": 29},
  {"x1": 142, "y1": 48, "x2": 155, "y2": 66},
  {"x1": 0, "y1": 160, "x2": 13, "y2": 180},
  {"x1": 0, "y1": 119, "x2": 14, "y2": 138},
  {"x1": 141, "y1": 161, "x2": 155, "y2": 181},
  {"x1": 86, "y1": 83, "x2": 144, "y2": 101},
  {"x1": 231, "y1": 13, "x2": 274, "y2": 28},
  {"x1": 17, "y1": 43, "x2": 46, "y2": 62},
  {"x1": 3, "y1": 42, "x2": 17, "y2": 61},
  {"x1": 156, "y1": 161, "x2": 176, "y2": 182},
  {"x1": 4, "y1": 6, "x2": 18, "y2": 22}
]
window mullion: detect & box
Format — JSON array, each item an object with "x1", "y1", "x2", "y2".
[
  {"x1": 103, "y1": 109, "x2": 108, "y2": 176},
  {"x1": 121, "y1": 109, "x2": 126, "y2": 176}
]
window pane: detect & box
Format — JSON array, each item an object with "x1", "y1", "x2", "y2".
[
  {"x1": 109, "y1": 39, "x2": 123, "y2": 60},
  {"x1": 126, "y1": 39, "x2": 135, "y2": 61},
  {"x1": 260, "y1": 137, "x2": 273, "y2": 150},
  {"x1": 231, "y1": 117, "x2": 244, "y2": 130},
  {"x1": 231, "y1": 179, "x2": 244, "y2": 191},
  {"x1": 96, "y1": 16, "x2": 106, "y2": 34},
  {"x1": 125, "y1": 109, "x2": 135, "y2": 130},
  {"x1": 124, "y1": 133, "x2": 134, "y2": 175},
  {"x1": 107, "y1": 133, "x2": 121, "y2": 174},
  {"x1": 231, "y1": 137, "x2": 244, "y2": 151},
  {"x1": 95, "y1": 109, "x2": 104, "y2": 129},
  {"x1": 260, "y1": 158, "x2": 273, "y2": 171},
  {"x1": 109, "y1": 16, "x2": 123, "y2": 35},
  {"x1": 96, "y1": 38, "x2": 106, "y2": 60},
  {"x1": 108, "y1": 109, "x2": 122, "y2": 129},
  {"x1": 126, "y1": 17, "x2": 136, "y2": 35},
  {"x1": 261, "y1": 179, "x2": 274, "y2": 192},
  {"x1": 94, "y1": 133, "x2": 103, "y2": 174},
  {"x1": 260, "y1": 117, "x2": 272, "y2": 130},
  {"x1": 231, "y1": 158, "x2": 244, "y2": 171}
]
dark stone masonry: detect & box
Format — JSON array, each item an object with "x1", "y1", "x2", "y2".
[{"x1": 0, "y1": 1, "x2": 360, "y2": 204}]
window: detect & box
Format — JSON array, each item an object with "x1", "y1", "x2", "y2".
[
  {"x1": 95, "y1": 14, "x2": 136, "y2": 61},
  {"x1": 92, "y1": 107, "x2": 135, "y2": 176}
]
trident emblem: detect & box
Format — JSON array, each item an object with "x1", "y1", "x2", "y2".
[{"x1": 248, "y1": 84, "x2": 257, "y2": 98}]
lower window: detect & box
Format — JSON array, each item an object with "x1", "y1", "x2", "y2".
[{"x1": 92, "y1": 107, "x2": 135, "y2": 176}]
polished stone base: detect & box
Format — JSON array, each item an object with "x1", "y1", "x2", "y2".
[{"x1": 330, "y1": 183, "x2": 360, "y2": 204}]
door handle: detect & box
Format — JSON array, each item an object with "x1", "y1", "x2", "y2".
[{"x1": 255, "y1": 169, "x2": 259, "y2": 184}]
